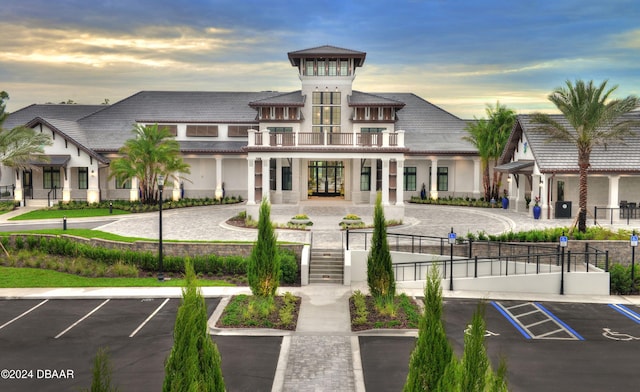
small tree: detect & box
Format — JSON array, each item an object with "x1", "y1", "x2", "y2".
[
  {"x1": 163, "y1": 259, "x2": 225, "y2": 392},
  {"x1": 404, "y1": 266, "x2": 452, "y2": 391},
  {"x1": 248, "y1": 198, "x2": 281, "y2": 297},
  {"x1": 109, "y1": 123, "x2": 190, "y2": 204},
  {"x1": 82, "y1": 346, "x2": 118, "y2": 392},
  {"x1": 367, "y1": 192, "x2": 395, "y2": 305}
]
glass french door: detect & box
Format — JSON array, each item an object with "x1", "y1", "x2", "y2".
[{"x1": 308, "y1": 161, "x2": 344, "y2": 196}]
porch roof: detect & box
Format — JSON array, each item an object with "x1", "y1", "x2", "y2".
[
  {"x1": 30, "y1": 154, "x2": 71, "y2": 167},
  {"x1": 494, "y1": 160, "x2": 534, "y2": 174}
]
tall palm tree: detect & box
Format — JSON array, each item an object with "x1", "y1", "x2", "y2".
[
  {"x1": 0, "y1": 91, "x2": 51, "y2": 182},
  {"x1": 109, "y1": 123, "x2": 190, "y2": 204},
  {"x1": 531, "y1": 80, "x2": 640, "y2": 232},
  {"x1": 463, "y1": 118, "x2": 492, "y2": 201},
  {"x1": 464, "y1": 102, "x2": 516, "y2": 201}
]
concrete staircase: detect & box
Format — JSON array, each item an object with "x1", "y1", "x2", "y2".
[
  {"x1": 24, "y1": 199, "x2": 52, "y2": 208},
  {"x1": 309, "y1": 248, "x2": 344, "y2": 284}
]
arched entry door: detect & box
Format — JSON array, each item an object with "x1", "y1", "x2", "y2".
[{"x1": 308, "y1": 161, "x2": 343, "y2": 196}]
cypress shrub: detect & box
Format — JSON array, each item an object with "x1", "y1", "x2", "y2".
[
  {"x1": 247, "y1": 199, "x2": 281, "y2": 297},
  {"x1": 404, "y1": 266, "x2": 452, "y2": 391},
  {"x1": 367, "y1": 192, "x2": 395, "y2": 302},
  {"x1": 82, "y1": 346, "x2": 119, "y2": 392},
  {"x1": 163, "y1": 259, "x2": 225, "y2": 391}
]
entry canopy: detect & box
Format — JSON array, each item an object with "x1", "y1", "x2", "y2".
[
  {"x1": 493, "y1": 160, "x2": 534, "y2": 175},
  {"x1": 29, "y1": 154, "x2": 71, "y2": 167}
]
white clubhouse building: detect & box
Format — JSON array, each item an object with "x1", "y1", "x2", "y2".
[{"x1": 3, "y1": 45, "x2": 481, "y2": 219}]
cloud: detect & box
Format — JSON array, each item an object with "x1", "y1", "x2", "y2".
[{"x1": 612, "y1": 28, "x2": 640, "y2": 49}]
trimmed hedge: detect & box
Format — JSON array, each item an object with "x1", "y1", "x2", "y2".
[{"x1": 1, "y1": 235, "x2": 298, "y2": 284}]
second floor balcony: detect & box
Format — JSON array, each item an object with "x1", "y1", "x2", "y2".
[{"x1": 247, "y1": 129, "x2": 405, "y2": 148}]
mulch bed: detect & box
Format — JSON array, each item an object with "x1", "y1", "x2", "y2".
[
  {"x1": 349, "y1": 294, "x2": 421, "y2": 332},
  {"x1": 215, "y1": 294, "x2": 301, "y2": 331}
]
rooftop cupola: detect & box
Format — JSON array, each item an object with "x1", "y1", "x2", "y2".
[{"x1": 287, "y1": 45, "x2": 366, "y2": 78}]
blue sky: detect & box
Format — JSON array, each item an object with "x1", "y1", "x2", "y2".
[{"x1": 1, "y1": 0, "x2": 638, "y2": 118}]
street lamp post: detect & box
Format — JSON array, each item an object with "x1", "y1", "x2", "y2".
[{"x1": 157, "y1": 175, "x2": 164, "y2": 282}]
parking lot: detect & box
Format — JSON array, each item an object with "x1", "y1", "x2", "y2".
[
  {"x1": 2, "y1": 297, "x2": 640, "y2": 392},
  {"x1": 362, "y1": 299, "x2": 640, "y2": 392}
]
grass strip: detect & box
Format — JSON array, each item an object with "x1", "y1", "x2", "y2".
[
  {"x1": 0, "y1": 266, "x2": 234, "y2": 288},
  {"x1": 9, "y1": 208, "x2": 130, "y2": 220}
]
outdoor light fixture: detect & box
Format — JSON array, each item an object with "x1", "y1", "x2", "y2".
[{"x1": 157, "y1": 174, "x2": 165, "y2": 282}]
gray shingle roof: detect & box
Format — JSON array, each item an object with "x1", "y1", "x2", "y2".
[
  {"x1": 4, "y1": 104, "x2": 105, "y2": 129},
  {"x1": 512, "y1": 114, "x2": 640, "y2": 173},
  {"x1": 287, "y1": 45, "x2": 366, "y2": 67},
  {"x1": 378, "y1": 93, "x2": 476, "y2": 154},
  {"x1": 78, "y1": 91, "x2": 281, "y2": 150},
  {"x1": 249, "y1": 91, "x2": 304, "y2": 106},
  {"x1": 349, "y1": 91, "x2": 405, "y2": 107}
]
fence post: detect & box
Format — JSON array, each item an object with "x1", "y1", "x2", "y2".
[
  {"x1": 346, "y1": 228, "x2": 350, "y2": 250},
  {"x1": 605, "y1": 250, "x2": 609, "y2": 272},
  {"x1": 468, "y1": 239, "x2": 473, "y2": 258},
  {"x1": 474, "y1": 256, "x2": 478, "y2": 278},
  {"x1": 536, "y1": 254, "x2": 540, "y2": 274},
  {"x1": 567, "y1": 250, "x2": 571, "y2": 272},
  {"x1": 594, "y1": 206, "x2": 597, "y2": 225}
]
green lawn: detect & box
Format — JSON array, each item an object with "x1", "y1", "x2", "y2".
[
  {"x1": 0, "y1": 228, "x2": 153, "y2": 242},
  {"x1": 0, "y1": 266, "x2": 235, "y2": 288},
  {"x1": 9, "y1": 208, "x2": 130, "y2": 220}
]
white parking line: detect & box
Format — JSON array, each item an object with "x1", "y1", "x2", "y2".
[
  {"x1": 0, "y1": 299, "x2": 49, "y2": 330},
  {"x1": 55, "y1": 299, "x2": 110, "y2": 339},
  {"x1": 129, "y1": 298, "x2": 170, "y2": 338}
]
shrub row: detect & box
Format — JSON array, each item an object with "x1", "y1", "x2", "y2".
[
  {"x1": 464, "y1": 226, "x2": 631, "y2": 242},
  {"x1": 55, "y1": 196, "x2": 244, "y2": 213},
  {"x1": 2, "y1": 235, "x2": 299, "y2": 284},
  {"x1": 609, "y1": 263, "x2": 640, "y2": 295}
]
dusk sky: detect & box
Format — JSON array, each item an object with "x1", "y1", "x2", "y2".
[{"x1": 1, "y1": 0, "x2": 638, "y2": 119}]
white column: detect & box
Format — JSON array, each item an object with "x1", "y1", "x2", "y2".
[
  {"x1": 531, "y1": 175, "x2": 541, "y2": 217},
  {"x1": 215, "y1": 157, "x2": 223, "y2": 199},
  {"x1": 608, "y1": 175, "x2": 620, "y2": 222},
  {"x1": 247, "y1": 158, "x2": 255, "y2": 205},
  {"x1": 262, "y1": 158, "x2": 270, "y2": 202},
  {"x1": 14, "y1": 170, "x2": 23, "y2": 204},
  {"x1": 396, "y1": 159, "x2": 404, "y2": 205},
  {"x1": 472, "y1": 157, "x2": 481, "y2": 199},
  {"x1": 539, "y1": 174, "x2": 549, "y2": 220},
  {"x1": 381, "y1": 158, "x2": 390, "y2": 205},
  {"x1": 430, "y1": 159, "x2": 438, "y2": 199},
  {"x1": 274, "y1": 158, "x2": 283, "y2": 203},
  {"x1": 62, "y1": 167, "x2": 71, "y2": 202},
  {"x1": 382, "y1": 129, "x2": 390, "y2": 147},
  {"x1": 87, "y1": 166, "x2": 100, "y2": 204},
  {"x1": 129, "y1": 176, "x2": 139, "y2": 202},
  {"x1": 370, "y1": 159, "x2": 378, "y2": 204}
]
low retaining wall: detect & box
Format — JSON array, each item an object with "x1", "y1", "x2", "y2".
[{"x1": 4, "y1": 233, "x2": 304, "y2": 262}]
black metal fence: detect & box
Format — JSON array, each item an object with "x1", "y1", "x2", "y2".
[{"x1": 594, "y1": 205, "x2": 640, "y2": 225}]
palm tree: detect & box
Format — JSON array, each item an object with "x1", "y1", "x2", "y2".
[
  {"x1": 531, "y1": 80, "x2": 640, "y2": 232},
  {"x1": 463, "y1": 118, "x2": 492, "y2": 201},
  {"x1": 0, "y1": 91, "x2": 51, "y2": 182},
  {"x1": 109, "y1": 123, "x2": 190, "y2": 204},
  {"x1": 464, "y1": 102, "x2": 516, "y2": 201}
]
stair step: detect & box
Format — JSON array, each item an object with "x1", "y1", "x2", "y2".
[{"x1": 309, "y1": 248, "x2": 344, "y2": 284}]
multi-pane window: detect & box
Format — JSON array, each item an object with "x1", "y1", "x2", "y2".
[
  {"x1": 328, "y1": 60, "x2": 337, "y2": 76},
  {"x1": 404, "y1": 167, "x2": 417, "y2": 191},
  {"x1": 361, "y1": 128, "x2": 385, "y2": 133},
  {"x1": 282, "y1": 166, "x2": 292, "y2": 191},
  {"x1": 78, "y1": 167, "x2": 88, "y2": 190},
  {"x1": 312, "y1": 92, "x2": 341, "y2": 134},
  {"x1": 360, "y1": 166, "x2": 371, "y2": 191},
  {"x1": 228, "y1": 125, "x2": 253, "y2": 137},
  {"x1": 43, "y1": 167, "x2": 60, "y2": 189},
  {"x1": 267, "y1": 127, "x2": 293, "y2": 133},
  {"x1": 437, "y1": 167, "x2": 448, "y2": 191},
  {"x1": 269, "y1": 159, "x2": 277, "y2": 191},
  {"x1": 305, "y1": 60, "x2": 314, "y2": 76},
  {"x1": 317, "y1": 60, "x2": 325, "y2": 76},
  {"x1": 340, "y1": 60, "x2": 348, "y2": 76},
  {"x1": 186, "y1": 125, "x2": 218, "y2": 137},
  {"x1": 115, "y1": 176, "x2": 132, "y2": 189}
]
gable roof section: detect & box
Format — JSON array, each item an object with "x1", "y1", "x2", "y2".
[
  {"x1": 505, "y1": 114, "x2": 640, "y2": 174},
  {"x1": 24, "y1": 117, "x2": 108, "y2": 164},
  {"x1": 287, "y1": 45, "x2": 366, "y2": 67}
]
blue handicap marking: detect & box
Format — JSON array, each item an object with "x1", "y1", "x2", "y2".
[
  {"x1": 631, "y1": 235, "x2": 638, "y2": 247},
  {"x1": 560, "y1": 236, "x2": 568, "y2": 246},
  {"x1": 448, "y1": 233, "x2": 456, "y2": 240}
]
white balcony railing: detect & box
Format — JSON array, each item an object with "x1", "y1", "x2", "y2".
[{"x1": 247, "y1": 129, "x2": 405, "y2": 148}]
